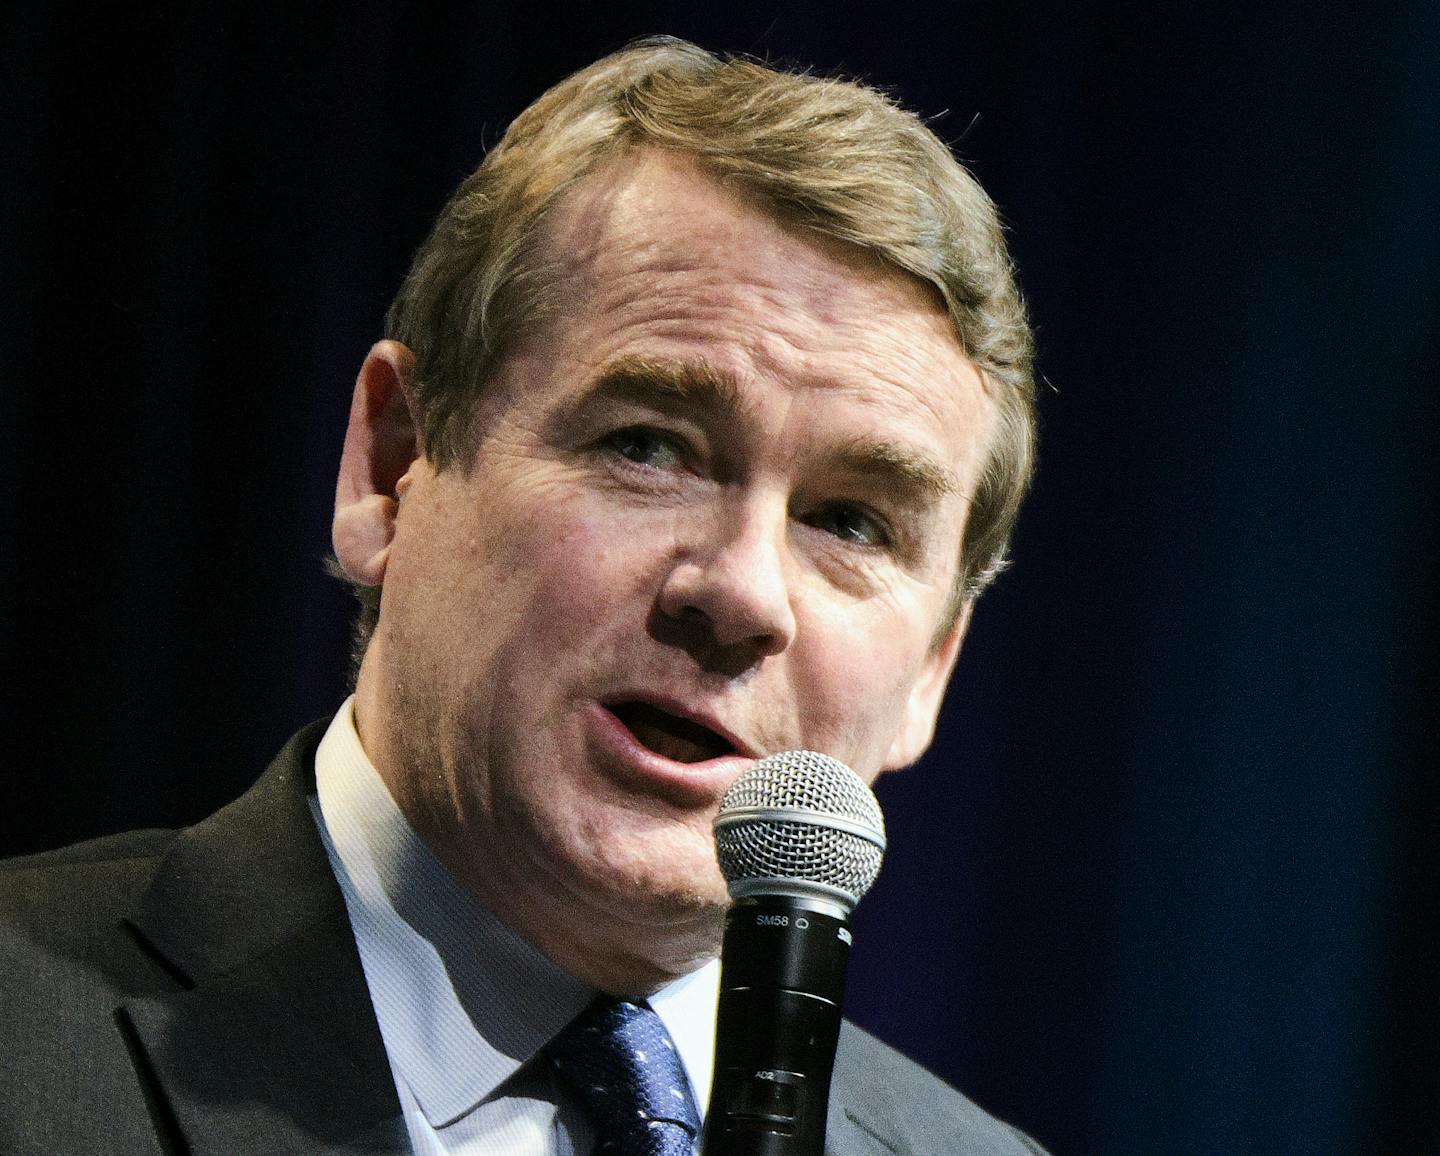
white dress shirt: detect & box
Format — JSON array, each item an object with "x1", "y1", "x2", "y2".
[{"x1": 309, "y1": 698, "x2": 719, "y2": 1155}]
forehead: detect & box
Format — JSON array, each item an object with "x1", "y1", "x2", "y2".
[{"x1": 527, "y1": 149, "x2": 996, "y2": 487}]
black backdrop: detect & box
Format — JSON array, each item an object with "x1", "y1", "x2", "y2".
[{"x1": 3, "y1": 4, "x2": 1436, "y2": 1153}]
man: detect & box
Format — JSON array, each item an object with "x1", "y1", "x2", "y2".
[{"x1": 1, "y1": 39, "x2": 1043, "y2": 1154}]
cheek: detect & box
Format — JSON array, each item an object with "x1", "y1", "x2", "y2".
[
  {"x1": 796, "y1": 603, "x2": 933, "y2": 767},
  {"x1": 509, "y1": 501, "x2": 674, "y2": 638}
]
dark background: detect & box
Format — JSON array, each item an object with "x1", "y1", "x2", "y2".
[{"x1": 3, "y1": 3, "x2": 1435, "y2": 1153}]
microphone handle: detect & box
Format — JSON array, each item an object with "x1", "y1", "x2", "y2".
[{"x1": 702, "y1": 896, "x2": 852, "y2": 1156}]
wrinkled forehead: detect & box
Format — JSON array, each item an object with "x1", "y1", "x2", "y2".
[{"x1": 526, "y1": 149, "x2": 996, "y2": 487}]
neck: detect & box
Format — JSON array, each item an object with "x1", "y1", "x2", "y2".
[{"x1": 351, "y1": 671, "x2": 727, "y2": 997}]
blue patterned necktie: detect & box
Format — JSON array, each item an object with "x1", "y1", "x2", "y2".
[{"x1": 547, "y1": 996, "x2": 701, "y2": 1156}]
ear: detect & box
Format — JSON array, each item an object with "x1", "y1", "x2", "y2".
[
  {"x1": 332, "y1": 340, "x2": 420, "y2": 586},
  {"x1": 880, "y1": 600, "x2": 974, "y2": 773}
]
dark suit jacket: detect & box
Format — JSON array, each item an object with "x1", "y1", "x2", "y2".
[{"x1": 0, "y1": 723, "x2": 1046, "y2": 1155}]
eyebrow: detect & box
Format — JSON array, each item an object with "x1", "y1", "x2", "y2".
[
  {"x1": 587, "y1": 353, "x2": 963, "y2": 505},
  {"x1": 588, "y1": 354, "x2": 751, "y2": 417},
  {"x1": 829, "y1": 436, "x2": 963, "y2": 505}
]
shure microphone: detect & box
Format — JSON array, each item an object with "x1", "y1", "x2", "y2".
[{"x1": 702, "y1": 751, "x2": 887, "y2": 1156}]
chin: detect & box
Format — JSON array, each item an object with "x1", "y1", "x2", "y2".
[{"x1": 571, "y1": 812, "x2": 731, "y2": 921}]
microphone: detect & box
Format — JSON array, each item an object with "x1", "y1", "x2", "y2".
[{"x1": 702, "y1": 750, "x2": 886, "y2": 1156}]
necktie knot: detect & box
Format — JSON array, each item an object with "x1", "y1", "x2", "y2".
[{"x1": 547, "y1": 996, "x2": 700, "y2": 1155}]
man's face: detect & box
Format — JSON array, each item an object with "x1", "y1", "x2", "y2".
[{"x1": 350, "y1": 150, "x2": 996, "y2": 983}]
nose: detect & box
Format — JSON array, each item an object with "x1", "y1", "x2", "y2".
[{"x1": 656, "y1": 497, "x2": 798, "y2": 662}]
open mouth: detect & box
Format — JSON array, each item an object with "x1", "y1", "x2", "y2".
[{"x1": 608, "y1": 702, "x2": 735, "y2": 764}]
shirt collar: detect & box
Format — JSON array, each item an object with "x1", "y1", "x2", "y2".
[
  {"x1": 311, "y1": 698, "x2": 719, "y2": 1126},
  {"x1": 651, "y1": 955, "x2": 719, "y2": 1114}
]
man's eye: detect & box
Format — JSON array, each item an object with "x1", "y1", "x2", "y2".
[
  {"x1": 805, "y1": 503, "x2": 889, "y2": 547},
  {"x1": 604, "y1": 427, "x2": 683, "y2": 470}
]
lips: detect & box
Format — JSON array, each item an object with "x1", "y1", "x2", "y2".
[{"x1": 607, "y1": 701, "x2": 736, "y2": 764}]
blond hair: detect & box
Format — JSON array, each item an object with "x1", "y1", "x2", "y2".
[{"x1": 356, "y1": 37, "x2": 1035, "y2": 651}]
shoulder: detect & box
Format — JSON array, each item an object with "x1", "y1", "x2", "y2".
[
  {"x1": 0, "y1": 827, "x2": 184, "y2": 1004},
  {"x1": 831, "y1": 1020, "x2": 1049, "y2": 1155},
  {"x1": 0, "y1": 828, "x2": 176, "y2": 925},
  {"x1": 0, "y1": 718, "x2": 329, "y2": 938},
  {"x1": 0, "y1": 830, "x2": 181, "y2": 1092},
  {"x1": 1, "y1": 827, "x2": 176, "y2": 875}
]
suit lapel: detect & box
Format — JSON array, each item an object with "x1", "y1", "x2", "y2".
[
  {"x1": 825, "y1": 1082, "x2": 905, "y2": 1156},
  {"x1": 825, "y1": 1106, "x2": 904, "y2": 1155},
  {"x1": 121, "y1": 724, "x2": 405, "y2": 1154},
  {"x1": 110, "y1": 722, "x2": 920, "y2": 1155},
  {"x1": 825, "y1": 1023, "x2": 911, "y2": 1156}
]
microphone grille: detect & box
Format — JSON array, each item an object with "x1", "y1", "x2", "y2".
[{"x1": 714, "y1": 750, "x2": 886, "y2": 911}]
